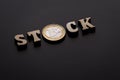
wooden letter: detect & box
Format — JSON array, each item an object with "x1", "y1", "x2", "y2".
[
  {"x1": 27, "y1": 30, "x2": 41, "y2": 46},
  {"x1": 78, "y1": 17, "x2": 95, "y2": 30},
  {"x1": 66, "y1": 21, "x2": 79, "y2": 37},
  {"x1": 14, "y1": 34, "x2": 27, "y2": 49}
]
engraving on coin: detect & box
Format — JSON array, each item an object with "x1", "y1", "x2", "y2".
[{"x1": 42, "y1": 24, "x2": 66, "y2": 41}]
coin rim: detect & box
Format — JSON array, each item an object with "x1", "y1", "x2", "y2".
[{"x1": 42, "y1": 24, "x2": 66, "y2": 41}]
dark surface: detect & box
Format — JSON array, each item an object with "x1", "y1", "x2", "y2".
[{"x1": 0, "y1": 0, "x2": 120, "y2": 80}]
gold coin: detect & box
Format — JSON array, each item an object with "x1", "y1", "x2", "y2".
[{"x1": 42, "y1": 24, "x2": 66, "y2": 41}]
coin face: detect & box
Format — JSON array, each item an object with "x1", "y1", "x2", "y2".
[{"x1": 42, "y1": 24, "x2": 66, "y2": 41}]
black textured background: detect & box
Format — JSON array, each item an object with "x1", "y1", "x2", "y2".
[{"x1": 0, "y1": 0, "x2": 120, "y2": 80}]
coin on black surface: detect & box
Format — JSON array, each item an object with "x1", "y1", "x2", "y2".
[{"x1": 42, "y1": 24, "x2": 66, "y2": 41}]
